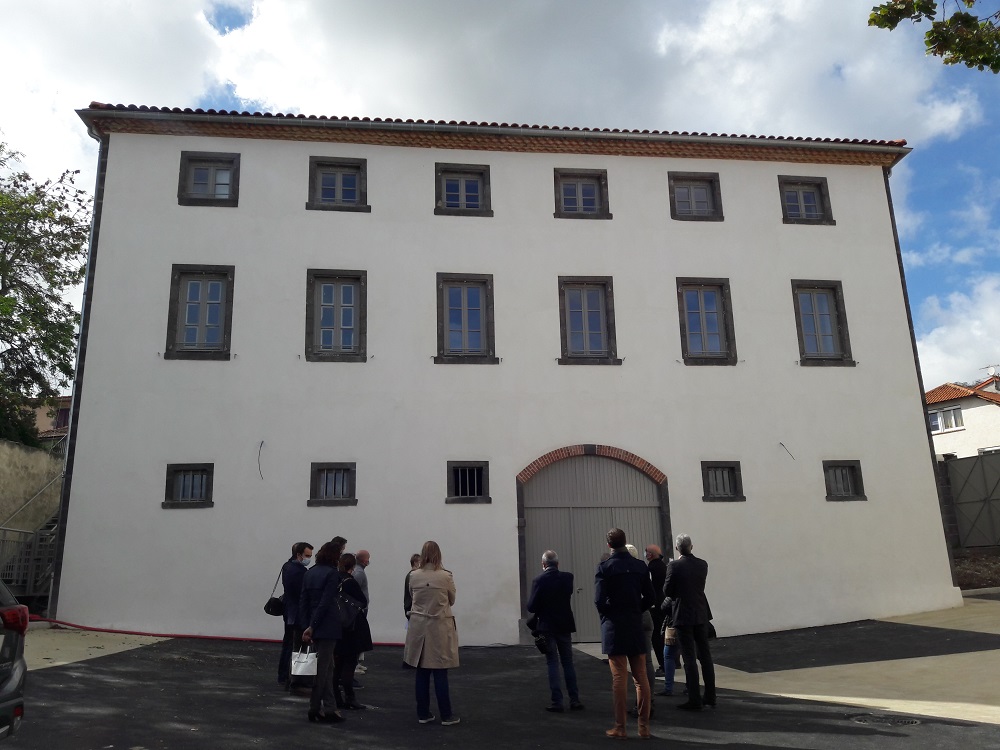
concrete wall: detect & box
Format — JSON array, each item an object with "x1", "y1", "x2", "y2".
[
  {"x1": 932, "y1": 400, "x2": 1000, "y2": 458},
  {"x1": 0, "y1": 439, "x2": 62, "y2": 531},
  {"x1": 57, "y1": 131, "x2": 962, "y2": 642}
]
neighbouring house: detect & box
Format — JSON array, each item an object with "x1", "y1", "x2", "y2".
[
  {"x1": 32, "y1": 395, "x2": 72, "y2": 452},
  {"x1": 52, "y1": 102, "x2": 961, "y2": 643},
  {"x1": 926, "y1": 375, "x2": 1000, "y2": 459}
]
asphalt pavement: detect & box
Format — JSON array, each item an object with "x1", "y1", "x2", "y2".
[{"x1": 11, "y1": 592, "x2": 1000, "y2": 749}]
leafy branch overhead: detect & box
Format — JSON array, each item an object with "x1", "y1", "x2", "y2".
[
  {"x1": 0, "y1": 141, "x2": 92, "y2": 445},
  {"x1": 869, "y1": 1, "x2": 1000, "y2": 72}
]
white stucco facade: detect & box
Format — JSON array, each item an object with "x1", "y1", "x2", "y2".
[
  {"x1": 54, "y1": 107, "x2": 962, "y2": 645},
  {"x1": 931, "y1": 398, "x2": 1000, "y2": 458}
]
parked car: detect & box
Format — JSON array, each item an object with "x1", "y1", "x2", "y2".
[{"x1": 0, "y1": 582, "x2": 26, "y2": 739}]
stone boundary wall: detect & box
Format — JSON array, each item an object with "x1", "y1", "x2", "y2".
[{"x1": 0, "y1": 439, "x2": 62, "y2": 531}]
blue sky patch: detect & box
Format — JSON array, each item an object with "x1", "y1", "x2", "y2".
[{"x1": 206, "y1": 3, "x2": 252, "y2": 35}]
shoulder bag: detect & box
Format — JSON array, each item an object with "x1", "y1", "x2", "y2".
[
  {"x1": 337, "y1": 580, "x2": 364, "y2": 630},
  {"x1": 264, "y1": 568, "x2": 285, "y2": 617}
]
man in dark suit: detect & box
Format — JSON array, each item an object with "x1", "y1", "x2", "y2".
[
  {"x1": 595, "y1": 528, "x2": 655, "y2": 740},
  {"x1": 644, "y1": 543, "x2": 668, "y2": 673},
  {"x1": 278, "y1": 541, "x2": 313, "y2": 687},
  {"x1": 663, "y1": 533, "x2": 716, "y2": 710},
  {"x1": 527, "y1": 550, "x2": 584, "y2": 713}
]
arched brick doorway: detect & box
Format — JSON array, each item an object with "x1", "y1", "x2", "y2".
[{"x1": 517, "y1": 444, "x2": 670, "y2": 641}]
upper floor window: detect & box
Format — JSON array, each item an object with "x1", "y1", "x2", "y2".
[
  {"x1": 676, "y1": 278, "x2": 737, "y2": 366},
  {"x1": 435, "y1": 163, "x2": 493, "y2": 217},
  {"x1": 778, "y1": 175, "x2": 835, "y2": 225},
  {"x1": 791, "y1": 280, "x2": 855, "y2": 367},
  {"x1": 557, "y1": 276, "x2": 620, "y2": 365},
  {"x1": 553, "y1": 168, "x2": 612, "y2": 219},
  {"x1": 306, "y1": 157, "x2": 370, "y2": 212},
  {"x1": 929, "y1": 406, "x2": 964, "y2": 433},
  {"x1": 178, "y1": 152, "x2": 240, "y2": 207},
  {"x1": 823, "y1": 460, "x2": 866, "y2": 501},
  {"x1": 668, "y1": 172, "x2": 724, "y2": 221},
  {"x1": 164, "y1": 265, "x2": 235, "y2": 361},
  {"x1": 305, "y1": 270, "x2": 367, "y2": 363},
  {"x1": 434, "y1": 273, "x2": 499, "y2": 364},
  {"x1": 163, "y1": 463, "x2": 214, "y2": 509}
]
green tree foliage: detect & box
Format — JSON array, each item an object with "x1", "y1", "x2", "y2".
[
  {"x1": 0, "y1": 141, "x2": 91, "y2": 446},
  {"x1": 870, "y1": 1, "x2": 1000, "y2": 72}
]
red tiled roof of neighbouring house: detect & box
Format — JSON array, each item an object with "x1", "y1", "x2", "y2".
[
  {"x1": 926, "y1": 378, "x2": 1000, "y2": 406},
  {"x1": 77, "y1": 102, "x2": 911, "y2": 167}
]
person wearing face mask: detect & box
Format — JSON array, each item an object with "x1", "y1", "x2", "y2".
[{"x1": 278, "y1": 541, "x2": 313, "y2": 690}]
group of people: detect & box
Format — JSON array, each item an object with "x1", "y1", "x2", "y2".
[
  {"x1": 527, "y1": 529, "x2": 715, "y2": 740},
  {"x1": 275, "y1": 537, "x2": 461, "y2": 727}
]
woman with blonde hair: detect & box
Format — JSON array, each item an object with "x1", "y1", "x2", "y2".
[{"x1": 403, "y1": 540, "x2": 460, "y2": 726}]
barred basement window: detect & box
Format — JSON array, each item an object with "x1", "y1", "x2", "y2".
[
  {"x1": 701, "y1": 461, "x2": 745, "y2": 502},
  {"x1": 446, "y1": 461, "x2": 491, "y2": 504},
  {"x1": 823, "y1": 460, "x2": 866, "y2": 502},
  {"x1": 309, "y1": 462, "x2": 358, "y2": 507},
  {"x1": 163, "y1": 464, "x2": 214, "y2": 509}
]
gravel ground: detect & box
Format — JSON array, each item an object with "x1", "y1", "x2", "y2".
[{"x1": 953, "y1": 548, "x2": 1000, "y2": 589}]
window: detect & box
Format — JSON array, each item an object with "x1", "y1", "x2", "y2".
[
  {"x1": 553, "y1": 168, "x2": 612, "y2": 219},
  {"x1": 791, "y1": 280, "x2": 854, "y2": 367},
  {"x1": 701, "y1": 461, "x2": 745, "y2": 502},
  {"x1": 164, "y1": 265, "x2": 235, "y2": 360},
  {"x1": 446, "y1": 461, "x2": 491, "y2": 504},
  {"x1": 305, "y1": 157, "x2": 370, "y2": 212},
  {"x1": 164, "y1": 464, "x2": 214, "y2": 509},
  {"x1": 435, "y1": 273, "x2": 499, "y2": 364},
  {"x1": 928, "y1": 406, "x2": 964, "y2": 433},
  {"x1": 434, "y1": 163, "x2": 493, "y2": 217},
  {"x1": 309, "y1": 463, "x2": 358, "y2": 506},
  {"x1": 178, "y1": 152, "x2": 240, "y2": 207},
  {"x1": 668, "y1": 172, "x2": 723, "y2": 221},
  {"x1": 305, "y1": 270, "x2": 367, "y2": 362},
  {"x1": 676, "y1": 278, "x2": 737, "y2": 365},
  {"x1": 823, "y1": 460, "x2": 866, "y2": 501},
  {"x1": 778, "y1": 175, "x2": 834, "y2": 225},
  {"x1": 557, "y1": 277, "x2": 620, "y2": 365}
]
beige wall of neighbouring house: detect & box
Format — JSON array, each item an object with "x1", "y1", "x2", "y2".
[{"x1": 0, "y1": 439, "x2": 63, "y2": 531}]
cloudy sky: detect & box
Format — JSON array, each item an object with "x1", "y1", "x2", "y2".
[{"x1": 3, "y1": 0, "x2": 999, "y2": 387}]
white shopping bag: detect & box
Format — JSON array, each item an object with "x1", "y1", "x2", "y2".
[{"x1": 291, "y1": 646, "x2": 317, "y2": 677}]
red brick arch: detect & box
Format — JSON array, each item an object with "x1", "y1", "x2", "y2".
[{"x1": 516, "y1": 444, "x2": 667, "y2": 485}]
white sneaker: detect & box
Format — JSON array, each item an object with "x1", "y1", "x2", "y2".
[
  {"x1": 441, "y1": 716, "x2": 461, "y2": 726},
  {"x1": 355, "y1": 665, "x2": 367, "y2": 674},
  {"x1": 418, "y1": 715, "x2": 436, "y2": 724}
]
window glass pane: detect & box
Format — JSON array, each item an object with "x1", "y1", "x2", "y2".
[
  {"x1": 685, "y1": 290, "x2": 700, "y2": 312},
  {"x1": 321, "y1": 284, "x2": 335, "y2": 305},
  {"x1": 586, "y1": 289, "x2": 602, "y2": 311},
  {"x1": 687, "y1": 312, "x2": 702, "y2": 333},
  {"x1": 815, "y1": 292, "x2": 830, "y2": 314},
  {"x1": 569, "y1": 332, "x2": 585, "y2": 352},
  {"x1": 342, "y1": 173, "x2": 357, "y2": 191},
  {"x1": 954, "y1": 408, "x2": 964, "y2": 428},
  {"x1": 702, "y1": 290, "x2": 717, "y2": 312},
  {"x1": 468, "y1": 331, "x2": 482, "y2": 351},
  {"x1": 341, "y1": 308, "x2": 354, "y2": 328},
  {"x1": 449, "y1": 330, "x2": 463, "y2": 350},
  {"x1": 449, "y1": 308, "x2": 463, "y2": 329},
  {"x1": 187, "y1": 281, "x2": 202, "y2": 303},
  {"x1": 207, "y1": 281, "x2": 222, "y2": 302},
  {"x1": 588, "y1": 332, "x2": 604, "y2": 352},
  {"x1": 205, "y1": 327, "x2": 220, "y2": 345},
  {"x1": 206, "y1": 303, "x2": 220, "y2": 326},
  {"x1": 569, "y1": 310, "x2": 584, "y2": 332},
  {"x1": 185, "y1": 303, "x2": 200, "y2": 326},
  {"x1": 798, "y1": 293, "x2": 813, "y2": 315},
  {"x1": 184, "y1": 326, "x2": 198, "y2": 345},
  {"x1": 320, "y1": 307, "x2": 335, "y2": 327},
  {"x1": 448, "y1": 286, "x2": 462, "y2": 307},
  {"x1": 587, "y1": 310, "x2": 602, "y2": 333},
  {"x1": 341, "y1": 330, "x2": 354, "y2": 349},
  {"x1": 191, "y1": 168, "x2": 210, "y2": 193},
  {"x1": 567, "y1": 289, "x2": 582, "y2": 311},
  {"x1": 562, "y1": 184, "x2": 577, "y2": 211},
  {"x1": 704, "y1": 313, "x2": 719, "y2": 334},
  {"x1": 341, "y1": 284, "x2": 353, "y2": 305},
  {"x1": 706, "y1": 333, "x2": 721, "y2": 351},
  {"x1": 466, "y1": 286, "x2": 481, "y2": 308},
  {"x1": 467, "y1": 308, "x2": 481, "y2": 331},
  {"x1": 690, "y1": 333, "x2": 703, "y2": 352},
  {"x1": 321, "y1": 329, "x2": 334, "y2": 349}
]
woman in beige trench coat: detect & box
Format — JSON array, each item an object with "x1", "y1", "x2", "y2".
[{"x1": 403, "y1": 540, "x2": 460, "y2": 725}]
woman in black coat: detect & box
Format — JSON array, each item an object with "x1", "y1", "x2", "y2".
[
  {"x1": 300, "y1": 540, "x2": 346, "y2": 724},
  {"x1": 333, "y1": 552, "x2": 374, "y2": 710}
]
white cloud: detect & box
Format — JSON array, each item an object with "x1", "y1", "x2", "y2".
[{"x1": 916, "y1": 274, "x2": 1000, "y2": 387}]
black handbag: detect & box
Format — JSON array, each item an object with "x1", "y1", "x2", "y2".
[
  {"x1": 337, "y1": 581, "x2": 363, "y2": 630},
  {"x1": 264, "y1": 569, "x2": 284, "y2": 617}
]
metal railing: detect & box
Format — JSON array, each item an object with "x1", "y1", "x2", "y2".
[{"x1": 0, "y1": 523, "x2": 58, "y2": 598}]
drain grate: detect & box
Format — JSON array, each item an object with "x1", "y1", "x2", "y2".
[{"x1": 848, "y1": 713, "x2": 921, "y2": 727}]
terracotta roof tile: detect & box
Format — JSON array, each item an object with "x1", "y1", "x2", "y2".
[
  {"x1": 926, "y1": 380, "x2": 1000, "y2": 406},
  {"x1": 78, "y1": 103, "x2": 910, "y2": 167}
]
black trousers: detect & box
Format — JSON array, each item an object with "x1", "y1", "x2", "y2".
[
  {"x1": 333, "y1": 651, "x2": 361, "y2": 704},
  {"x1": 650, "y1": 607, "x2": 666, "y2": 669},
  {"x1": 677, "y1": 623, "x2": 715, "y2": 705}
]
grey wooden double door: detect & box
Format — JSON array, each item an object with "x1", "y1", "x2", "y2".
[{"x1": 523, "y1": 455, "x2": 666, "y2": 642}]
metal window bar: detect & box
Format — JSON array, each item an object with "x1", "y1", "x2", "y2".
[
  {"x1": 707, "y1": 467, "x2": 735, "y2": 497},
  {"x1": 176, "y1": 470, "x2": 209, "y2": 501},
  {"x1": 827, "y1": 466, "x2": 856, "y2": 497},
  {"x1": 453, "y1": 466, "x2": 484, "y2": 497},
  {"x1": 319, "y1": 469, "x2": 351, "y2": 499}
]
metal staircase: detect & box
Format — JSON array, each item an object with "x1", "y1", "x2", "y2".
[{"x1": 0, "y1": 510, "x2": 59, "y2": 611}]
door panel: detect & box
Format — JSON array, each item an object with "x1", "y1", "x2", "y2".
[{"x1": 523, "y1": 455, "x2": 665, "y2": 642}]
